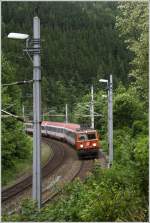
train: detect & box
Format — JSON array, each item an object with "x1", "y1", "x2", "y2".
[{"x1": 26, "y1": 121, "x2": 100, "y2": 158}]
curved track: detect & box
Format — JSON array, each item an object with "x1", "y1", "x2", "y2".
[
  {"x1": 2, "y1": 138, "x2": 65, "y2": 202},
  {"x1": 2, "y1": 137, "x2": 107, "y2": 214}
]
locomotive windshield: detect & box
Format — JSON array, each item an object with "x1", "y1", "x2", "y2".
[
  {"x1": 79, "y1": 134, "x2": 88, "y2": 141},
  {"x1": 79, "y1": 132, "x2": 96, "y2": 141},
  {"x1": 87, "y1": 133, "x2": 96, "y2": 140}
]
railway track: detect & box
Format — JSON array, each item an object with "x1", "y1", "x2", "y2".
[
  {"x1": 2, "y1": 137, "x2": 106, "y2": 214},
  {"x1": 43, "y1": 150, "x2": 108, "y2": 204},
  {"x1": 2, "y1": 138, "x2": 64, "y2": 203},
  {"x1": 42, "y1": 156, "x2": 94, "y2": 204}
]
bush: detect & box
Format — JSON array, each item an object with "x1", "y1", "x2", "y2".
[
  {"x1": 134, "y1": 135, "x2": 148, "y2": 196},
  {"x1": 113, "y1": 86, "x2": 144, "y2": 128},
  {"x1": 4, "y1": 163, "x2": 147, "y2": 222}
]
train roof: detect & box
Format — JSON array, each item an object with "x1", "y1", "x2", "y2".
[
  {"x1": 42, "y1": 121, "x2": 80, "y2": 131},
  {"x1": 42, "y1": 121, "x2": 96, "y2": 133}
]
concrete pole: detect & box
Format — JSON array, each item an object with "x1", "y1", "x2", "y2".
[
  {"x1": 65, "y1": 104, "x2": 68, "y2": 123},
  {"x1": 108, "y1": 75, "x2": 113, "y2": 167},
  {"x1": 22, "y1": 105, "x2": 25, "y2": 120},
  {"x1": 91, "y1": 85, "x2": 94, "y2": 129},
  {"x1": 107, "y1": 84, "x2": 110, "y2": 161},
  {"x1": 32, "y1": 16, "x2": 41, "y2": 208}
]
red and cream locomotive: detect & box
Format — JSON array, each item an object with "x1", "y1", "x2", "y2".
[{"x1": 26, "y1": 121, "x2": 100, "y2": 158}]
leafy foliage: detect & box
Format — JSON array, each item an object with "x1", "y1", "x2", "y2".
[
  {"x1": 2, "y1": 56, "x2": 32, "y2": 185},
  {"x1": 116, "y1": 2, "x2": 148, "y2": 104},
  {"x1": 3, "y1": 164, "x2": 148, "y2": 222},
  {"x1": 113, "y1": 85, "x2": 144, "y2": 128}
]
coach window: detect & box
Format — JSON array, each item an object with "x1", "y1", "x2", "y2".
[{"x1": 70, "y1": 132, "x2": 73, "y2": 138}]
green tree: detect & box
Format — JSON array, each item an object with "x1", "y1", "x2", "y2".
[
  {"x1": 116, "y1": 2, "x2": 148, "y2": 105},
  {"x1": 113, "y1": 85, "x2": 144, "y2": 128},
  {"x1": 2, "y1": 56, "x2": 32, "y2": 185}
]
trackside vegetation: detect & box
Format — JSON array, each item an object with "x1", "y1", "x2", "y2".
[
  {"x1": 2, "y1": 85, "x2": 148, "y2": 221},
  {"x1": 2, "y1": 1, "x2": 148, "y2": 221},
  {"x1": 2, "y1": 56, "x2": 32, "y2": 186}
]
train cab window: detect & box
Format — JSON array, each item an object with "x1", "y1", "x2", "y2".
[
  {"x1": 79, "y1": 134, "x2": 88, "y2": 141},
  {"x1": 87, "y1": 133, "x2": 96, "y2": 140}
]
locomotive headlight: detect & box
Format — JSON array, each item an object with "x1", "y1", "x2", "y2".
[
  {"x1": 93, "y1": 143, "x2": 96, "y2": 147},
  {"x1": 80, "y1": 144, "x2": 83, "y2": 148}
]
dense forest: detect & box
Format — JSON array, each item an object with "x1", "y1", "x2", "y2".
[{"x1": 2, "y1": 1, "x2": 148, "y2": 221}]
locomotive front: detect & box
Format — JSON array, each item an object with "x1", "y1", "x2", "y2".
[{"x1": 76, "y1": 129, "x2": 100, "y2": 158}]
